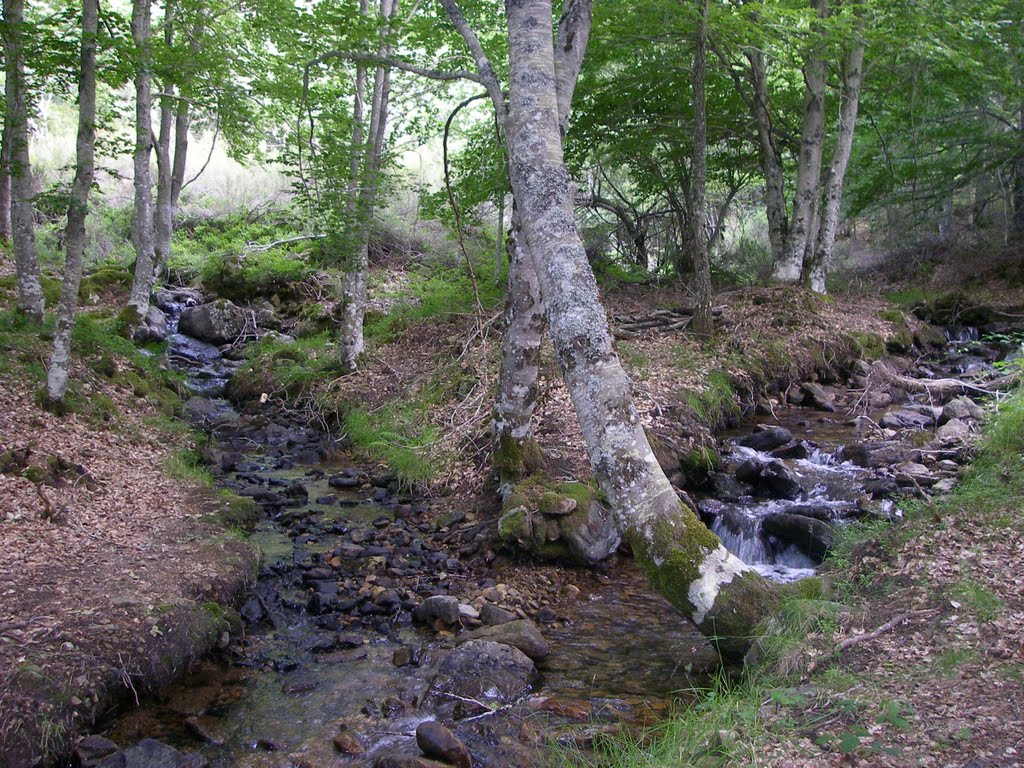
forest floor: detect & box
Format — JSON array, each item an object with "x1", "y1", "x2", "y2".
[{"x1": 0, "y1": 265, "x2": 257, "y2": 766}]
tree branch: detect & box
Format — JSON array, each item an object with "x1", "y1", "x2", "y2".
[
  {"x1": 437, "y1": 0, "x2": 507, "y2": 127},
  {"x1": 304, "y1": 50, "x2": 487, "y2": 88}
]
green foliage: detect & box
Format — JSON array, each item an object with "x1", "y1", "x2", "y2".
[
  {"x1": 364, "y1": 260, "x2": 504, "y2": 346},
  {"x1": 164, "y1": 448, "x2": 214, "y2": 486},
  {"x1": 684, "y1": 370, "x2": 739, "y2": 428},
  {"x1": 342, "y1": 406, "x2": 440, "y2": 489}
]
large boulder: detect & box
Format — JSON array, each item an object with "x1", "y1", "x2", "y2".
[
  {"x1": 178, "y1": 299, "x2": 248, "y2": 345},
  {"x1": 879, "y1": 409, "x2": 933, "y2": 430},
  {"x1": 735, "y1": 458, "x2": 802, "y2": 500},
  {"x1": 762, "y1": 513, "x2": 833, "y2": 562},
  {"x1": 800, "y1": 382, "x2": 836, "y2": 412}
]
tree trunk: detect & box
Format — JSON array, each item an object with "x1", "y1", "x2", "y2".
[
  {"x1": 503, "y1": 0, "x2": 776, "y2": 660},
  {"x1": 746, "y1": 48, "x2": 788, "y2": 266},
  {"x1": 775, "y1": 0, "x2": 828, "y2": 283},
  {"x1": 690, "y1": 0, "x2": 713, "y2": 336},
  {"x1": 491, "y1": 0, "x2": 591, "y2": 480},
  {"x1": 152, "y1": 0, "x2": 175, "y2": 275},
  {"x1": 337, "y1": 0, "x2": 398, "y2": 372},
  {"x1": 806, "y1": 35, "x2": 864, "y2": 293},
  {"x1": 3, "y1": 0, "x2": 44, "y2": 321},
  {"x1": 128, "y1": 0, "x2": 157, "y2": 311},
  {"x1": 0, "y1": 120, "x2": 11, "y2": 242},
  {"x1": 46, "y1": 0, "x2": 98, "y2": 403}
]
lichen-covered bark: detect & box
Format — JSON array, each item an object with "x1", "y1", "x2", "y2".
[
  {"x1": 774, "y1": 0, "x2": 828, "y2": 283},
  {"x1": 152, "y1": 0, "x2": 176, "y2": 276},
  {"x1": 3, "y1": 0, "x2": 44, "y2": 321},
  {"x1": 806, "y1": 37, "x2": 865, "y2": 293},
  {"x1": 46, "y1": 0, "x2": 98, "y2": 403},
  {"x1": 504, "y1": 0, "x2": 775, "y2": 660},
  {"x1": 0, "y1": 121, "x2": 11, "y2": 242},
  {"x1": 492, "y1": 0, "x2": 590, "y2": 480},
  {"x1": 128, "y1": 0, "x2": 157, "y2": 311},
  {"x1": 493, "y1": 219, "x2": 545, "y2": 483}
]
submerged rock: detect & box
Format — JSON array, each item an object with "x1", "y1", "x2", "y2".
[
  {"x1": 457, "y1": 619, "x2": 550, "y2": 661},
  {"x1": 429, "y1": 640, "x2": 536, "y2": 717},
  {"x1": 415, "y1": 721, "x2": 472, "y2": 768}
]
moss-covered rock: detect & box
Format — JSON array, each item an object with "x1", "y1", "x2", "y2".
[
  {"x1": 214, "y1": 491, "x2": 261, "y2": 531},
  {"x1": 497, "y1": 477, "x2": 620, "y2": 565}
]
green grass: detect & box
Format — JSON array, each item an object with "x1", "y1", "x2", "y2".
[
  {"x1": 342, "y1": 406, "x2": 441, "y2": 489},
  {"x1": 684, "y1": 370, "x2": 739, "y2": 428},
  {"x1": 163, "y1": 447, "x2": 214, "y2": 486}
]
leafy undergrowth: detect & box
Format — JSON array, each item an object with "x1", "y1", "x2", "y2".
[{"x1": 555, "y1": 390, "x2": 1024, "y2": 768}]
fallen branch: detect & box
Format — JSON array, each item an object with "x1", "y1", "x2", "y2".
[{"x1": 836, "y1": 609, "x2": 935, "y2": 652}]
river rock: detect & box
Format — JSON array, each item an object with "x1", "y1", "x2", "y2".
[
  {"x1": 896, "y1": 462, "x2": 939, "y2": 487},
  {"x1": 429, "y1": 640, "x2": 537, "y2": 716},
  {"x1": 941, "y1": 397, "x2": 984, "y2": 424},
  {"x1": 374, "y1": 755, "x2": 451, "y2": 768},
  {"x1": 415, "y1": 721, "x2": 472, "y2": 768},
  {"x1": 735, "y1": 459, "x2": 801, "y2": 499},
  {"x1": 96, "y1": 739, "x2": 188, "y2": 768},
  {"x1": 130, "y1": 304, "x2": 169, "y2": 343},
  {"x1": 840, "y1": 441, "x2": 919, "y2": 468},
  {"x1": 880, "y1": 409, "x2": 933, "y2": 430},
  {"x1": 735, "y1": 425, "x2": 792, "y2": 452},
  {"x1": 480, "y1": 603, "x2": 517, "y2": 626},
  {"x1": 74, "y1": 735, "x2": 120, "y2": 768},
  {"x1": 800, "y1": 382, "x2": 836, "y2": 412},
  {"x1": 179, "y1": 299, "x2": 248, "y2": 345},
  {"x1": 413, "y1": 595, "x2": 461, "y2": 628},
  {"x1": 935, "y1": 418, "x2": 972, "y2": 443},
  {"x1": 457, "y1": 619, "x2": 550, "y2": 661},
  {"x1": 183, "y1": 397, "x2": 239, "y2": 428},
  {"x1": 762, "y1": 513, "x2": 833, "y2": 562},
  {"x1": 497, "y1": 495, "x2": 621, "y2": 566},
  {"x1": 771, "y1": 441, "x2": 808, "y2": 460}
]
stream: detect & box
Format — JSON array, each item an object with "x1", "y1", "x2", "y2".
[{"x1": 94, "y1": 297, "x2": 1020, "y2": 768}]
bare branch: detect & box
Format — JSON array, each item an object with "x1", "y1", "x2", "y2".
[{"x1": 437, "y1": 0, "x2": 507, "y2": 126}]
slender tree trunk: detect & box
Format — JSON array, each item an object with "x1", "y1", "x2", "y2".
[
  {"x1": 128, "y1": 0, "x2": 157, "y2": 311},
  {"x1": 491, "y1": 0, "x2": 591, "y2": 481},
  {"x1": 690, "y1": 0, "x2": 713, "y2": 335},
  {"x1": 152, "y1": 0, "x2": 175, "y2": 275},
  {"x1": 746, "y1": 49, "x2": 788, "y2": 266},
  {"x1": 3, "y1": 0, "x2": 44, "y2": 321},
  {"x1": 0, "y1": 121, "x2": 11, "y2": 242},
  {"x1": 170, "y1": 100, "x2": 190, "y2": 209},
  {"x1": 503, "y1": 0, "x2": 776, "y2": 660},
  {"x1": 337, "y1": 0, "x2": 398, "y2": 372},
  {"x1": 46, "y1": 0, "x2": 98, "y2": 403},
  {"x1": 806, "y1": 37, "x2": 864, "y2": 293},
  {"x1": 775, "y1": 0, "x2": 828, "y2": 283}
]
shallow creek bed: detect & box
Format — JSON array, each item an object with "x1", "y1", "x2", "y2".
[{"x1": 81, "y1": 312, "x2": 1020, "y2": 768}]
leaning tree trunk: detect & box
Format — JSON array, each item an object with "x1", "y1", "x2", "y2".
[
  {"x1": 128, "y1": 0, "x2": 157, "y2": 311},
  {"x1": 46, "y1": 0, "x2": 98, "y2": 404},
  {"x1": 805, "y1": 36, "x2": 865, "y2": 293},
  {"x1": 3, "y1": 0, "x2": 45, "y2": 321},
  {"x1": 690, "y1": 0, "x2": 713, "y2": 336},
  {"x1": 773, "y1": 0, "x2": 828, "y2": 283},
  {"x1": 746, "y1": 48, "x2": 788, "y2": 266},
  {"x1": 492, "y1": 0, "x2": 591, "y2": 481},
  {"x1": 503, "y1": 0, "x2": 776, "y2": 660}
]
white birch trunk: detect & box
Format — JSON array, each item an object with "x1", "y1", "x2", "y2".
[
  {"x1": 46, "y1": 0, "x2": 98, "y2": 403},
  {"x1": 503, "y1": 0, "x2": 776, "y2": 659},
  {"x1": 774, "y1": 0, "x2": 828, "y2": 283},
  {"x1": 128, "y1": 0, "x2": 157, "y2": 311},
  {"x1": 806, "y1": 39, "x2": 865, "y2": 293},
  {"x1": 3, "y1": 0, "x2": 44, "y2": 321}
]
